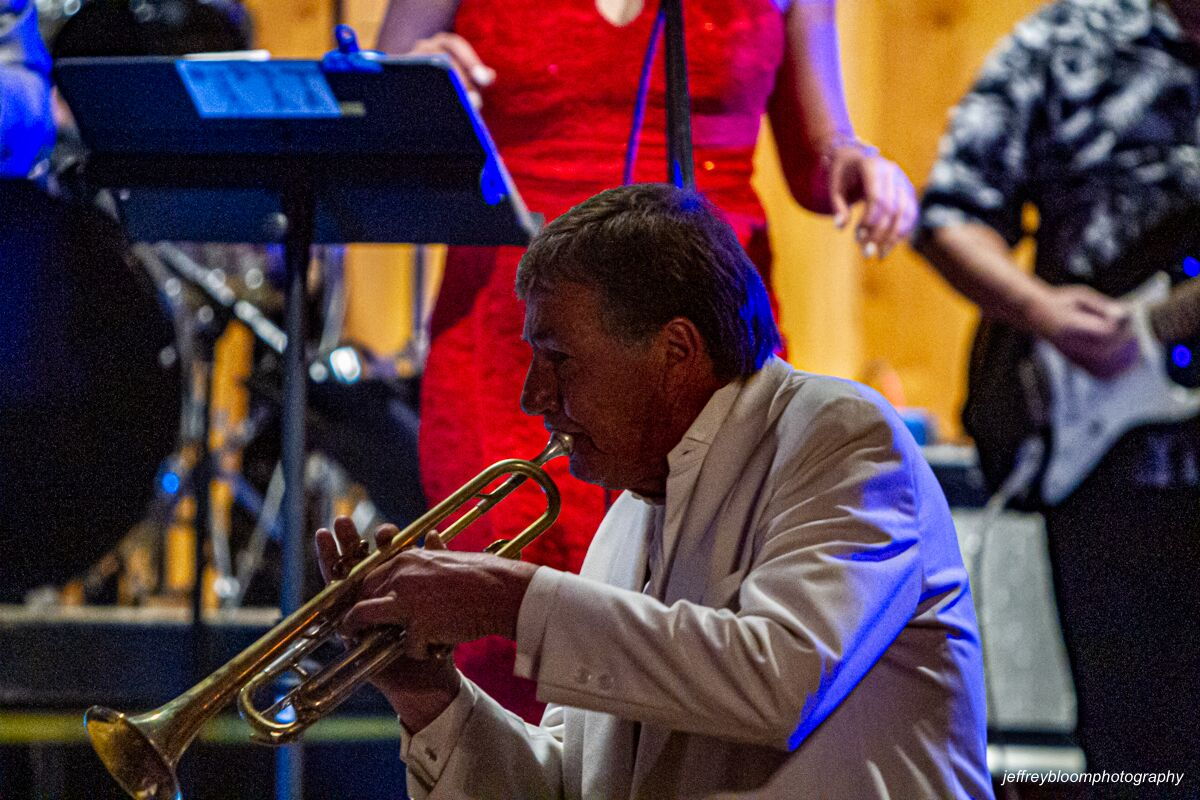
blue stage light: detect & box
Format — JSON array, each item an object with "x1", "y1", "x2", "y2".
[
  {"x1": 162, "y1": 472, "x2": 181, "y2": 494},
  {"x1": 274, "y1": 701, "x2": 297, "y2": 724},
  {"x1": 1184, "y1": 256, "x2": 1200, "y2": 279},
  {"x1": 1172, "y1": 345, "x2": 1193, "y2": 369}
]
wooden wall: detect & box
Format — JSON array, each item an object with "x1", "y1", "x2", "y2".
[{"x1": 241, "y1": 0, "x2": 1047, "y2": 439}]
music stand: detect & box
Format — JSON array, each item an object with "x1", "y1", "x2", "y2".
[{"x1": 54, "y1": 53, "x2": 538, "y2": 798}]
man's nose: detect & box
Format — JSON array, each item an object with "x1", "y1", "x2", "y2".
[{"x1": 520, "y1": 360, "x2": 557, "y2": 417}]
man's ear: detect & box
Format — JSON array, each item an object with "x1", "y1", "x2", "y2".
[{"x1": 660, "y1": 317, "x2": 709, "y2": 375}]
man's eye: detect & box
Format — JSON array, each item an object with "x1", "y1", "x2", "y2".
[{"x1": 546, "y1": 350, "x2": 570, "y2": 364}]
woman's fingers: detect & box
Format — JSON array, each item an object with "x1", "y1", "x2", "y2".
[
  {"x1": 823, "y1": 140, "x2": 919, "y2": 261},
  {"x1": 856, "y1": 161, "x2": 892, "y2": 258},
  {"x1": 868, "y1": 165, "x2": 903, "y2": 257},
  {"x1": 410, "y1": 32, "x2": 494, "y2": 109},
  {"x1": 429, "y1": 32, "x2": 494, "y2": 86}
]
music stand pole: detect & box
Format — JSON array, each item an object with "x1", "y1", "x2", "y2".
[{"x1": 277, "y1": 175, "x2": 316, "y2": 800}]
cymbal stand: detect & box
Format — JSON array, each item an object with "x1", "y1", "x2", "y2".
[
  {"x1": 141, "y1": 243, "x2": 381, "y2": 609},
  {"x1": 133, "y1": 243, "x2": 283, "y2": 607}
]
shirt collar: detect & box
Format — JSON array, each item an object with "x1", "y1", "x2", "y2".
[
  {"x1": 665, "y1": 377, "x2": 741, "y2": 473},
  {"x1": 626, "y1": 376, "x2": 743, "y2": 506}
]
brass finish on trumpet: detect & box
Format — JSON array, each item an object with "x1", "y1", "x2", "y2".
[{"x1": 85, "y1": 434, "x2": 573, "y2": 800}]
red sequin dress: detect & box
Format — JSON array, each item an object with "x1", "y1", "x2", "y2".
[{"x1": 421, "y1": 0, "x2": 786, "y2": 721}]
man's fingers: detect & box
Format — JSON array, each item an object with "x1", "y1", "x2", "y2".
[
  {"x1": 374, "y1": 523, "x2": 401, "y2": 550},
  {"x1": 341, "y1": 594, "x2": 405, "y2": 636},
  {"x1": 332, "y1": 516, "x2": 365, "y2": 551},
  {"x1": 340, "y1": 596, "x2": 435, "y2": 661},
  {"x1": 359, "y1": 548, "x2": 421, "y2": 596},
  {"x1": 425, "y1": 531, "x2": 447, "y2": 551},
  {"x1": 1064, "y1": 285, "x2": 1129, "y2": 324},
  {"x1": 1102, "y1": 302, "x2": 1132, "y2": 325},
  {"x1": 322, "y1": 516, "x2": 367, "y2": 580},
  {"x1": 315, "y1": 527, "x2": 340, "y2": 584}
]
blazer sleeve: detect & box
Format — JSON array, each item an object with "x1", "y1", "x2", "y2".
[
  {"x1": 518, "y1": 389, "x2": 927, "y2": 750},
  {"x1": 403, "y1": 677, "x2": 567, "y2": 799}
]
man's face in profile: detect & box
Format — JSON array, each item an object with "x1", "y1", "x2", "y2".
[{"x1": 520, "y1": 281, "x2": 675, "y2": 496}]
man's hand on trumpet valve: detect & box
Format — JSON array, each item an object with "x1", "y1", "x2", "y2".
[
  {"x1": 314, "y1": 516, "x2": 465, "y2": 732},
  {"x1": 340, "y1": 524, "x2": 540, "y2": 659}
]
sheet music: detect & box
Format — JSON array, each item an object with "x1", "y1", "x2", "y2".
[{"x1": 177, "y1": 60, "x2": 342, "y2": 119}]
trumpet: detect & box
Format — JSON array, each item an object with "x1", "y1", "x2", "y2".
[{"x1": 85, "y1": 434, "x2": 572, "y2": 800}]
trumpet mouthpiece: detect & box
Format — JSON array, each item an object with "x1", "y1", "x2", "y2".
[{"x1": 532, "y1": 433, "x2": 573, "y2": 466}]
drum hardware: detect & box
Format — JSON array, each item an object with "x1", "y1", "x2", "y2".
[{"x1": 129, "y1": 243, "x2": 405, "y2": 611}]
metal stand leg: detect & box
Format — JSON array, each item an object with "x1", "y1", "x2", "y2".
[{"x1": 276, "y1": 178, "x2": 315, "y2": 800}]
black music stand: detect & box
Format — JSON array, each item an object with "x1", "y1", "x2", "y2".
[{"x1": 54, "y1": 54, "x2": 538, "y2": 799}]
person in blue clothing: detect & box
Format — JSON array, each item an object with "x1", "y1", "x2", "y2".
[{"x1": 0, "y1": 0, "x2": 54, "y2": 178}]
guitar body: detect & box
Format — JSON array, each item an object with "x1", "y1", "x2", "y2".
[
  {"x1": 1035, "y1": 274, "x2": 1200, "y2": 505},
  {"x1": 966, "y1": 272, "x2": 1200, "y2": 508}
]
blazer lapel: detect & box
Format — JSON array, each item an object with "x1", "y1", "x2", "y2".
[
  {"x1": 631, "y1": 359, "x2": 794, "y2": 797},
  {"x1": 660, "y1": 358, "x2": 793, "y2": 606}
]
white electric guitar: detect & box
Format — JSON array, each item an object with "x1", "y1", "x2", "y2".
[{"x1": 1034, "y1": 272, "x2": 1200, "y2": 505}]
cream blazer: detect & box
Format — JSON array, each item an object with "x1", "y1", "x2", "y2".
[{"x1": 402, "y1": 358, "x2": 993, "y2": 799}]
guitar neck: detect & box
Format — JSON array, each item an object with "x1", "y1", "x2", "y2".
[{"x1": 1150, "y1": 277, "x2": 1200, "y2": 344}]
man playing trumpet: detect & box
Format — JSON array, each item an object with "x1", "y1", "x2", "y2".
[{"x1": 317, "y1": 183, "x2": 992, "y2": 799}]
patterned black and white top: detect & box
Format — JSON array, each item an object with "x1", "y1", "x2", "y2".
[
  {"x1": 919, "y1": 0, "x2": 1200, "y2": 287},
  {"x1": 918, "y1": 0, "x2": 1200, "y2": 489}
]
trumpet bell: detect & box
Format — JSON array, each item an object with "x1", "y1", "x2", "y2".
[{"x1": 85, "y1": 706, "x2": 180, "y2": 800}]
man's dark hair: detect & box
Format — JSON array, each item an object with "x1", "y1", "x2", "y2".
[{"x1": 516, "y1": 183, "x2": 781, "y2": 381}]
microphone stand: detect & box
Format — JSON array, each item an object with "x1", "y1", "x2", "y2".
[{"x1": 660, "y1": 0, "x2": 695, "y2": 189}]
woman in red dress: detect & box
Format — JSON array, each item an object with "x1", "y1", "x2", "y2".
[{"x1": 378, "y1": 0, "x2": 917, "y2": 722}]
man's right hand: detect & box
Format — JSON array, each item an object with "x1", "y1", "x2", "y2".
[
  {"x1": 315, "y1": 517, "x2": 462, "y2": 733},
  {"x1": 1025, "y1": 284, "x2": 1138, "y2": 379}
]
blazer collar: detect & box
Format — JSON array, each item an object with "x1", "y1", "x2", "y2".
[{"x1": 657, "y1": 357, "x2": 795, "y2": 603}]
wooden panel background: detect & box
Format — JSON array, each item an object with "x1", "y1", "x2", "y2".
[{"x1": 241, "y1": 0, "x2": 1047, "y2": 439}]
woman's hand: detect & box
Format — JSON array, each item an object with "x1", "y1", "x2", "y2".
[
  {"x1": 408, "y1": 31, "x2": 495, "y2": 110},
  {"x1": 825, "y1": 138, "x2": 918, "y2": 260}
]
